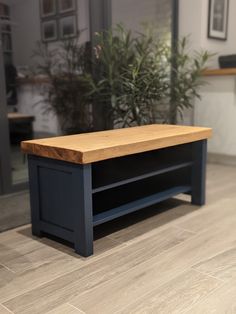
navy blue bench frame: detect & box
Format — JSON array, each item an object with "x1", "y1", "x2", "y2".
[{"x1": 28, "y1": 139, "x2": 207, "y2": 257}]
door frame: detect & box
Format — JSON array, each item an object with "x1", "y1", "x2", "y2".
[
  {"x1": 0, "y1": 23, "x2": 12, "y2": 195},
  {"x1": 0, "y1": 22, "x2": 28, "y2": 195}
]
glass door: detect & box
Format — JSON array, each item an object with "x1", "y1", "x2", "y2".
[
  {"x1": 0, "y1": 5, "x2": 29, "y2": 195},
  {"x1": 0, "y1": 18, "x2": 12, "y2": 195}
]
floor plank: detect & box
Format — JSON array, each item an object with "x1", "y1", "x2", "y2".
[
  {"x1": 116, "y1": 269, "x2": 222, "y2": 314},
  {"x1": 185, "y1": 277, "x2": 236, "y2": 314},
  {"x1": 193, "y1": 247, "x2": 236, "y2": 281},
  {"x1": 3, "y1": 226, "x2": 192, "y2": 314},
  {"x1": 176, "y1": 198, "x2": 236, "y2": 234},
  {"x1": 0, "y1": 304, "x2": 13, "y2": 314},
  {"x1": 0, "y1": 265, "x2": 14, "y2": 290},
  {"x1": 46, "y1": 303, "x2": 84, "y2": 314},
  {"x1": 0, "y1": 191, "x2": 30, "y2": 232},
  {"x1": 0, "y1": 232, "x2": 123, "y2": 304},
  {"x1": 69, "y1": 211, "x2": 236, "y2": 314},
  {"x1": 0, "y1": 239, "x2": 70, "y2": 273}
]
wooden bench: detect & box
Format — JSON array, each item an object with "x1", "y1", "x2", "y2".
[{"x1": 21, "y1": 124, "x2": 212, "y2": 257}]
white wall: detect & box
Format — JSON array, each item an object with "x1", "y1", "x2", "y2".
[
  {"x1": 179, "y1": 0, "x2": 236, "y2": 159},
  {"x1": 194, "y1": 76, "x2": 236, "y2": 156},
  {"x1": 179, "y1": 0, "x2": 236, "y2": 68},
  {"x1": 10, "y1": 0, "x2": 90, "y2": 67}
]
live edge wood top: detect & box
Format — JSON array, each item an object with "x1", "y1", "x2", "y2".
[{"x1": 21, "y1": 124, "x2": 212, "y2": 164}]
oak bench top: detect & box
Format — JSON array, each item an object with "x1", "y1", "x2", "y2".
[{"x1": 21, "y1": 124, "x2": 212, "y2": 164}]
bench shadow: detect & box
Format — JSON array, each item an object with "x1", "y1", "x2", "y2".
[{"x1": 17, "y1": 197, "x2": 199, "y2": 257}]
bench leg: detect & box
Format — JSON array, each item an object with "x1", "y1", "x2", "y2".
[
  {"x1": 74, "y1": 164, "x2": 93, "y2": 257},
  {"x1": 191, "y1": 140, "x2": 207, "y2": 206},
  {"x1": 28, "y1": 159, "x2": 43, "y2": 238}
]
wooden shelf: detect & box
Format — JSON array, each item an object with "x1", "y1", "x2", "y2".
[
  {"x1": 92, "y1": 144, "x2": 193, "y2": 192},
  {"x1": 202, "y1": 68, "x2": 236, "y2": 77},
  {"x1": 92, "y1": 161, "x2": 193, "y2": 193},
  {"x1": 93, "y1": 185, "x2": 191, "y2": 226}
]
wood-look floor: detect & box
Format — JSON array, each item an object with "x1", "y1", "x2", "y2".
[{"x1": 0, "y1": 163, "x2": 236, "y2": 314}]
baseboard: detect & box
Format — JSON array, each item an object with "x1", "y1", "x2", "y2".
[{"x1": 208, "y1": 153, "x2": 236, "y2": 166}]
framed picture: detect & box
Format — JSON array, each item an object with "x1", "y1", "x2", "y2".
[
  {"x1": 42, "y1": 20, "x2": 57, "y2": 42},
  {"x1": 58, "y1": 0, "x2": 76, "y2": 14},
  {"x1": 59, "y1": 15, "x2": 77, "y2": 39},
  {"x1": 40, "y1": 0, "x2": 57, "y2": 18},
  {"x1": 208, "y1": 0, "x2": 229, "y2": 40}
]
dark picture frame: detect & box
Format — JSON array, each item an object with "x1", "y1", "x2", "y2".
[
  {"x1": 58, "y1": 0, "x2": 76, "y2": 14},
  {"x1": 59, "y1": 15, "x2": 77, "y2": 39},
  {"x1": 208, "y1": 0, "x2": 229, "y2": 40},
  {"x1": 40, "y1": 0, "x2": 57, "y2": 18},
  {"x1": 41, "y1": 20, "x2": 58, "y2": 42}
]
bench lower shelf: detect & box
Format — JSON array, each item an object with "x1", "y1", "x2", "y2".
[
  {"x1": 35, "y1": 185, "x2": 191, "y2": 244},
  {"x1": 93, "y1": 185, "x2": 191, "y2": 226}
]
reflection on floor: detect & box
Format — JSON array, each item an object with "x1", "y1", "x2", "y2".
[
  {"x1": 11, "y1": 144, "x2": 28, "y2": 184},
  {"x1": 0, "y1": 191, "x2": 30, "y2": 233},
  {"x1": 0, "y1": 163, "x2": 236, "y2": 313}
]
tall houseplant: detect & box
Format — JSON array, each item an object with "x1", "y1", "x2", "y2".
[
  {"x1": 87, "y1": 25, "x2": 170, "y2": 128},
  {"x1": 87, "y1": 26, "x2": 212, "y2": 127}
]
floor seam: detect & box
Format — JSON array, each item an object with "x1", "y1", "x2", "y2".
[
  {"x1": 0, "y1": 263, "x2": 16, "y2": 274},
  {"x1": 0, "y1": 303, "x2": 15, "y2": 314},
  {"x1": 67, "y1": 303, "x2": 86, "y2": 313},
  {"x1": 173, "y1": 224, "x2": 197, "y2": 235},
  {"x1": 191, "y1": 267, "x2": 226, "y2": 283},
  {"x1": 106, "y1": 235, "x2": 128, "y2": 246}
]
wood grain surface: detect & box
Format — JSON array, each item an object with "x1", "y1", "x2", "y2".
[{"x1": 21, "y1": 124, "x2": 212, "y2": 164}]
